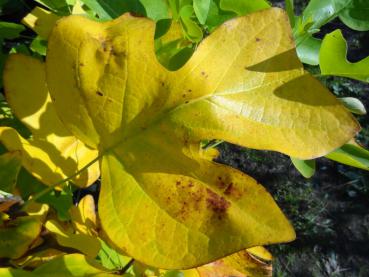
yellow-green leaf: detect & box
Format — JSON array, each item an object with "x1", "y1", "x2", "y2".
[
  {"x1": 0, "y1": 151, "x2": 22, "y2": 193},
  {"x1": 196, "y1": 248, "x2": 272, "y2": 276},
  {"x1": 45, "y1": 220, "x2": 101, "y2": 258},
  {"x1": 33, "y1": 254, "x2": 115, "y2": 276},
  {"x1": 320, "y1": 29, "x2": 369, "y2": 82},
  {"x1": 12, "y1": 248, "x2": 65, "y2": 268},
  {"x1": 326, "y1": 141, "x2": 369, "y2": 170},
  {"x1": 0, "y1": 254, "x2": 116, "y2": 277},
  {"x1": 0, "y1": 216, "x2": 43, "y2": 259},
  {"x1": 43, "y1": 7, "x2": 359, "y2": 269},
  {"x1": 1, "y1": 54, "x2": 99, "y2": 187}
]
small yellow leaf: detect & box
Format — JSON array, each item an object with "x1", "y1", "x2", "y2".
[
  {"x1": 70, "y1": 194, "x2": 97, "y2": 235},
  {"x1": 22, "y1": 7, "x2": 60, "y2": 39}
]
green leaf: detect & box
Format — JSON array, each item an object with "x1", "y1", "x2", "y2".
[
  {"x1": 0, "y1": 21, "x2": 25, "y2": 39},
  {"x1": 300, "y1": 0, "x2": 351, "y2": 29},
  {"x1": 34, "y1": 0, "x2": 72, "y2": 15},
  {"x1": 339, "y1": 0, "x2": 369, "y2": 31},
  {"x1": 291, "y1": 157, "x2": 316, "y2": 178},
  {"x1": 0, "y1": 151, "x2": 22, "y2": 193},
  {"x1": 30, "y1": 36, "x2": 48, "y2": 56},
  {"x1": 193, "y1": 0, "x2": 211, "y2": 24},
  {"x1": 35, "y1": 253, "x2": 115, "y2": 276},
  {"x1": 80, "y1": 0, "x2": 145, "y2": 20},
  {"x1": 0, "y1": 216, "x2": 43, "y2": 259},
  {"x1": 320, "y1": 29, "x2": 369, "y2": 82},
  {"x1": 339, "y1": 97, "x2": 366, "y2": 115},
  {"x1": 219, "y1": 0, "x2": 270, "y2": 15},
  {"x1": 179, "y1": 5, "x2": 203, "y2": 42},
  {"x1": 326, "y1": 143, "x2": 369, "y2": 170},
  {"x1": 97, "y1": 240, "x2": 131, "y2": 270},
  {"x1": 296, "y1": 36, "x2": 321, "y2": 65},
  {"x1": 140, "y1": 0, "x2": 169, "y2": 21},
  {"x1": 285, "y1": 0, "x2": 295, "y2": 27},
  {"x1": 39, "y1": 187, "x2": 73, "y2": 221},
  {"x1": 205, "y1": 1, "x2": 233, "y2": 31}
]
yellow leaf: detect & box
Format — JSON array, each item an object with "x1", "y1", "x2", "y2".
[
  {"x1": 12, "y1": 248, "x2": 65, "y2": 269},
  {"x1": 45, "y1": 220, "x2": 101, "y2": 258},
  {"x1": 196, "y1": 248, "x2": 272, "y2": 277},
  {"x1": 41, "y1": 7, "x2": 359, "y2": 269},
  {"x1": 246, "y1": 246, "x2": 272, "y2": 261},
  {"x1": 70, "y1": 194, "x2": 97, "y2": 235},
  {"x1": 22, "y1": 7, "x2": 60, "y2": 39},
  {"x1": 1, "y1": 54, "x2": 99, "y2": 187}
]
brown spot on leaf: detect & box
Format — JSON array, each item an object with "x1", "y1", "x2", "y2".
[
  {"x1": 206, "y1": 189, "x2": 230, "y2": 214},
  {"x1": 224, "y1": 183, "x2": 243, "y2": 199},
  {"x1": 96, "y1": 91, "x2": 103, "y2": 96},
  {"x1": 256, "y1": 37, "x2": 261, "y2": 42}
]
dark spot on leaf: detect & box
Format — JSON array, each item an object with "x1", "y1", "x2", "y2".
[
  {"x1": 206, "y1": 189, "x2": 230, "y2": 215},
  {"x1": 96, "y1": 91, "x2": 104, "y2": 96},
  {"x1": 185, "y1": 101, "x2": 189, "y2": 104},
  {"x1": 256, "y1": 37, "x2": 261, "y2": 42},
  {"x1": 188, "y1": 89, "x2": 192, "y2": 92}
]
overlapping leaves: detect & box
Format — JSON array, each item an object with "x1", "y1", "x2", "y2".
[{"x1": 40, "y1": 7, "x2": 359, "y2": 268}]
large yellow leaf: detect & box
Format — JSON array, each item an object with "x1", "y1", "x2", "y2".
[
  {"x1": 42, "y1": 7, "x2": 359, "y2": 269},
  {"x1": 1, "y1": 54, "x2": 99, "y2": 187}
]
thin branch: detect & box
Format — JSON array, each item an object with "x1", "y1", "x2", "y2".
[{"x1": 22, "y1": 155, "x2": 101, "y2": 211}]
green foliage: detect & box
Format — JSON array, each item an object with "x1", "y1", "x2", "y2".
[
  {"x1": 291, "y1": 158, "x2": 316, "y2": 178},
  {"x1": 320, "y1": 29, "x2": 369, "y2": 82},
  {"x1": 339, "y1": 0, "x2": 369, "y2": 31},
  {"x1": 0, "y1": 0, "x2": 368, "y2": 275}
]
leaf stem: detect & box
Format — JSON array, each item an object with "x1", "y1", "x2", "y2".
[{"x1": 22, "y1": 155, "x2": 101, "y2": 211}]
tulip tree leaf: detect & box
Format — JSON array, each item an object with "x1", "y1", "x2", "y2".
[
  {"x1": 339, "y1": 0, "x2": 369, "y2": 31},
  {"x1": 1, "y1": 54, "x2": 100, "y2": 187},
  {"x1": 320, "y1": 29, "x2": 369, "y2": 82},
  {"x1": 43, "y1": 8, "x2": 358, "y2": 269}
]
